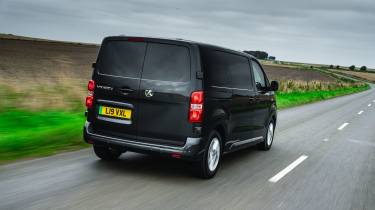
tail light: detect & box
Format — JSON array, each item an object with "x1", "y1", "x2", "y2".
[
  {"x1": 86, "y1": 80, "x2": 95, "y2": 109},
  {"x1": 86, "y1": 95, "x2": 94, "y2": 109},
  {"x1": 189, "y1": 91, "x2": 204, "y2": 123},
  {"x1": 88, "y1": 80, "x2": 95, "y2": 92}
]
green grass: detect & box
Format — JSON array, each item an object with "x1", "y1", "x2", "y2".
[
  {"x1": 276, "y1": 84, "x2": 370, "y2": 109},
  {"x1": 0, "y1": 110, "x2": 88, "y2": 164},
  {"x1": 0, "y1": 82, "x2": 370, "y2": 164}
]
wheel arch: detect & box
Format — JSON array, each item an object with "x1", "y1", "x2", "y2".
[
  {"x1": 205, "y1": 108, "x2": 229, "y2": 148},
  {"x1": 266, "y1": 105, "x2": 277, "y2": 128}
]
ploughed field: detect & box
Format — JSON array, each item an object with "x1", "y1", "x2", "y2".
[
  {"x1": 0, "y1": 35, "x2": 98, "y2": 111},
  {"x1": 0, "y1": 34, "x2": 336, "y2": 111},
  {"x1": 0, "y1": 35, "x2": 334, "y2": 84},
  {"x1": 329, "y1": 69, "x2": 375, "y2": 83},
  {"x1": 263, "y1": 65, "x2": 334, "y2": 82}
]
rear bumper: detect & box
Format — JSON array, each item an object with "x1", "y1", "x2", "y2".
[{"x1": 83, "y1": 121, "x2": 204, "y2": 160}]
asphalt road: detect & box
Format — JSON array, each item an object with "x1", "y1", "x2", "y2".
[{"x1": 1, "y1": 87, "x2": 375, "y2": 210}]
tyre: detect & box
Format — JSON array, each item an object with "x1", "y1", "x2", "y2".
[
  {"x1": 93, "y1": 145, "x2": 122, "y2": 161},
  {"x1": 195, "y1": 130, "x2": 222, "y2": 179},
  {"x1": 258, "y1": 120, "x2": 275, "y2": 151}
]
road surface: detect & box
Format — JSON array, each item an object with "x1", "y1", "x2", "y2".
[{"x1": 1, "y1": 87, "x2": 375, "y2": 210}]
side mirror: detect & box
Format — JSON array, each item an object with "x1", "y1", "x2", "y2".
[
  {"x1": 256, "y1": 82, "x2": 263, "y2": 91},
  {"x1": 270, "y1": 81, "x2": 279, "y2": 91},
  {"x1": 92, "y1": 62, "x2": 96, "y2": 69}
]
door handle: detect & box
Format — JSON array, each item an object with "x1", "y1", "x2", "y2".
[
  {"x1": 119, "y1": 88, "x2": 134, "y2": 95},
  {"x1": 119, "y1": 88, "x2": 134, "y2": 92},
  {"x1": 249, "y1": 96, "x2": 256, "y2": 102}
]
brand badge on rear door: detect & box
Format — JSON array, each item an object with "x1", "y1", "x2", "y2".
[
  {"x1": 145, "y1": 89, "x2": 154, "y2": 97},
  {"x1": 96, "y1": 85, "x2": 113, "y2": 91}
]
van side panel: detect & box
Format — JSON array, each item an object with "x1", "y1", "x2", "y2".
[{"x1": 199, "y1": 46, "x2": 262, "y2": 149}]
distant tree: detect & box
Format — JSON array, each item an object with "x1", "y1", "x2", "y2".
[
  {"x1": 310, "y1": 66, "x2": 313, "y2": 69},
  {"x1": 360, "y1": 66, "x2": 367, "y2": 71},
  {"x1": 336, "y1": 65, "x2": 340, "y2": 69},
  {"x1": 349, "y1": 65, "x2": 356, "y2": 71},
  {"x1": 329, "y1": 65, "x2": 334, "y2": 69},
  {"x1": 243, "y1": 51, "x2": 268, "y2": 60},
  {"x1": 268, "y1": 56, "x2": 276, "y2": 61}
]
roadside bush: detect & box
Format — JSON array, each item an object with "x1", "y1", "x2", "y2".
[
  {"x1": 336, "y1": 65, "x2": 340, "y2": 69},
  {"x1": 360, "y1": 66, "x2": 367, "y2": 71},
  {"x1": 349, "y1": 65, "x2": 356, "y2": 71},
  {"x1": 329, "y1": 65, "x2": 334, "y2": 69},
  {"x1": 278, "y1": 80, "x2": 365, "y2": 92}
]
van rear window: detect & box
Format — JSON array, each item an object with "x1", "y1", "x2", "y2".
[
  {"x1": 97, "y1": 41, "x2": 146, "y2": 78},
  {"x1": 142, "y1": 43, "x2": 190, "y2": 82},
  {"x1": 97, "y1": 41, "x2": 190, "y2": 82}
]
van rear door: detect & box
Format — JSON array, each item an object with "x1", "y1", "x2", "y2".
[
  {"x1": 92, "y1": 40, "x2": 146, "y2": 139},
  {"x1": 137, "y1": 42, "x2": 192, "y2": 146}
]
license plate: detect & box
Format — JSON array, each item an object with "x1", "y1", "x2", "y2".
[{"x1": 99, "y1": 106, "x2": 132, "y2": 119}]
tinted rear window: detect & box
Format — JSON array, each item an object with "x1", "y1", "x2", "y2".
[
  {"x1": 97, "y1": 41, "x2": 146, "y2": 78},
  {"x1": 201, "y1": 48, "x2": 252, "y2": 89},
  {"x1": 142, "y1": 43, "x2": 190, "y2": 82}
]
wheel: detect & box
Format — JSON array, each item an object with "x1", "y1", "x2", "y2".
[
  {"x1": 195, "y1": 130, "x2": 222, "y2": 179},
  {"x1": 93, "y1": 145, "x2": 122, "y2": 161},
  {"x1": 258, "y1": 120, "x2": 275, "y2": 151}
]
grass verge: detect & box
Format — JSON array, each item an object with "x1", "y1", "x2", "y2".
[
  {"x1": 0, "y1": 110, "x2": 88, "y2": 164},
  {"x1": 276, "y1": 84, "x2": 370, "y2": 109},
  {"x1": 0, "y1": 83, "x2": 370, "y2": 164}
]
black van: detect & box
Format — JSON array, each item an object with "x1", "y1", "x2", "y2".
[{"x1": 84, "y1": 36, "x2": 278, "y2": 178}]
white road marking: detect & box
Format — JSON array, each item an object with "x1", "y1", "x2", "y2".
[
  {"x1": 338, "y1": 123, "x2": 349, "y2": 130},
  {"x1": 368, "y1": 104, "x2": 372, "y2": 107},
  {"x1": 269, "y1": 155, "x2": 308, "y2": 183},
  {"x1": 323, "y1": 138, "x2": 329, "y2": 142},
  {"x1": 348, "y1": 139, "x2": 375, "y2": 147},
  {"x1": 358, "y1": 110, "x2": 364, "y2": 115}
]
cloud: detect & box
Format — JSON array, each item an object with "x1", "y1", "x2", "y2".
[{"x1": 0, "y1": 0, "x2": 374, "y2": 67}]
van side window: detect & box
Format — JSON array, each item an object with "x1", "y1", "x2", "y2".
[
  {"x1": 142, "y1": 43, "x2": 190, "y2": 82},
  {"x1": 228, "y1": 56, "x2": 252, "y2": 90},
  {"x1": 201, "y1": 48, "x2": 252, "y2": 90},
  {"x1": 201, "y1": 49, "x2": 230, "y2": 87},
  {"x1": 251, "y1": 61, "x2": 266, "y2": 88}
]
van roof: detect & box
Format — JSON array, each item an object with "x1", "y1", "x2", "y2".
[{"x1": 103, "y1": 36, "x2": 256, "y2": 59}]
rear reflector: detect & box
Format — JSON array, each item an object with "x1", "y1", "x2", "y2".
[
  {"x1": 189, "y1": 91, "x2": 204, "y2": 123},
  {"x1": 171, "y1": 153, "x2": 182, "y2": 159},
  {"x1": 86, "y1": 95, "x2": 94, "y2": 109}
]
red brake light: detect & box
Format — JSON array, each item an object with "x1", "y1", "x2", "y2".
[
  {"x1": 189, "y1": 91, "x2": 204, "y2": 123},
  {"x1": 191, "y1": 91, "x2": 203, "y2": 104},
  {"x1": 127, "y1": 37, "x2": 144, "y2": 42},
  {"x1": 86, "y1": 95, "x2": 94, "y2": 109},
  {"x1": 88, "y1": 80, "x2": 95, "y2": 92}
]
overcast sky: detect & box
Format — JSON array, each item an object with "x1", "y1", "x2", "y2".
[{"x1": 0, "y1": 0, "x2": 374, "y2": 68}]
